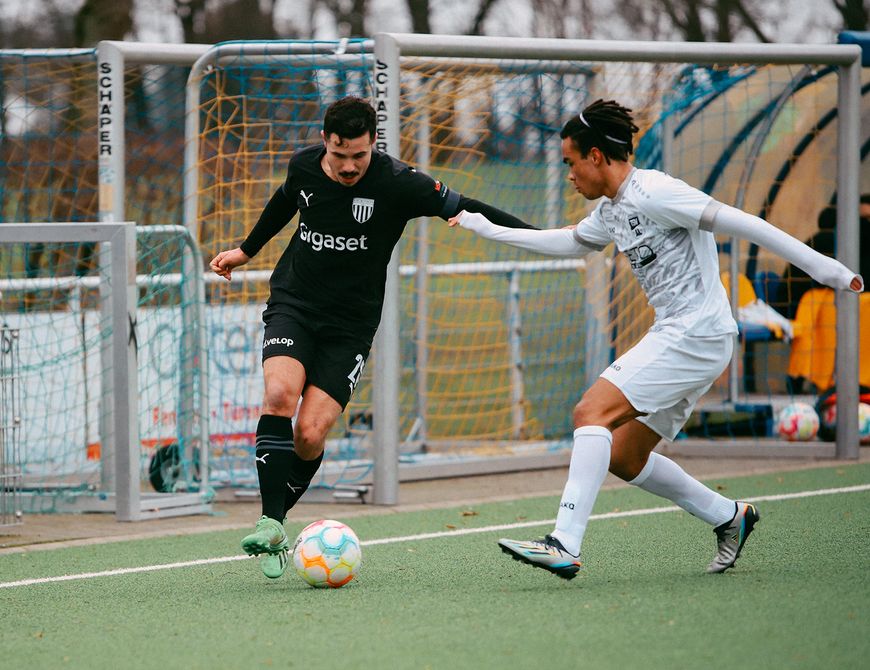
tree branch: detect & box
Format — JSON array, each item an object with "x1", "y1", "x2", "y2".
[
  {"x1": 732, "y1": 0, "x2": 772, "y2": 42},
  {"x1": 467, "y1": 0, "x2": 500, "y2": 35}
]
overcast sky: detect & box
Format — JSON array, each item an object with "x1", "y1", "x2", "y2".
[{"x1": 0, "y1": 0, "x2": 847, "y2": 45}]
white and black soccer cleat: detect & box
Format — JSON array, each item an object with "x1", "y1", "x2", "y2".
[{"x1": 706, "y1": 501, "x2": 760, "y2": 574}]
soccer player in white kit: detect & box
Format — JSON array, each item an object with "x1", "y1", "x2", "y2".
[{"x1": 450, "y1": 99, "x2": 864, "y2": 579}]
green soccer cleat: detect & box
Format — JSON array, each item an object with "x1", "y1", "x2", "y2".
[
  {"x1": 259, "y1": 547, "x2": 290, "y2": 579},
  {"x1": 241, "y1": 516, "x2": 290, "y2": 578}
]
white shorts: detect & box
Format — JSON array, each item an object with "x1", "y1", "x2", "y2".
[{"x1": 599, "y1": 328, "x2": 735, "y2": 441}]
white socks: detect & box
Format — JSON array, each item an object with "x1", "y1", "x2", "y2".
[
  {"x1": 550, "y1": 426, "x2": 612, "y2": 557},
  {"x1": 549, "y1": 429, "x2": 736, "y2": 557},
  {"x1": 629, "y1": 452, "x2": 735, "y2": 527}
]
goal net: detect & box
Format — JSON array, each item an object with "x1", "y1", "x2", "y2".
[
  {"x1": 394, "y1": 53, "x2": 859, "y2": 444},
  {"x1": 188, "y1": 37, "x2": 864, "y2": 490},
  {"x1": 0, "y1": 48, "x2": 210, "y2": 516},
  {"x1": 1, "y1": 37, "x2": 862, "y2": 511}
]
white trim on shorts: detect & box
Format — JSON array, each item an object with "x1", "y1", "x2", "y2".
[{"x1": 599, "y1": 327, "x2": 735, "y2": 440}]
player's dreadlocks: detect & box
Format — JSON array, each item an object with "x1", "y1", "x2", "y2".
[{"x1": 560, "y1": 99, "x2": 639, "y2": 163}]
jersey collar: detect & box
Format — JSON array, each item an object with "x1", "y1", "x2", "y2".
[{"x1": 610, "y1": 166, "x2": 636, "y2": 204}]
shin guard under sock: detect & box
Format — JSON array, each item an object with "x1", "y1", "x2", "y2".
[
  {"x1": 255, "y1": 414, "x2": 295, "y2": 521},
  {"x1": 282, "y1": 450, "x2": 324, "y2": 516}
]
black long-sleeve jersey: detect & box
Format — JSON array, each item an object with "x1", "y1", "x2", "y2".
[{"x1": 241, "y1": 143, "x2": 535, "y2": 328}]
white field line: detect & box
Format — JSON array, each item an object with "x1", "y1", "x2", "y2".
[{"x1": 1, "y1": 483, "x2": 867, "y2": 590}]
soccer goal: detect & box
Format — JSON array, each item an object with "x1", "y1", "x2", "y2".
[
  {"x1": 180, "y1": 35, "x2": 864, "y2": 505},
  {"x1": 1, "y1": 44, "x2": 221, "y2": 519},
  {"x1": 369, "y1": 33, "x2": 864, "y2": 499},
  {"x1": 0, "y1": 222, "x2": 212, "y2": 520},
  {"x1": 3, "y1": 36, "x2": 864, "y2": 511},
  {"x1": 0, "y1": 324, "x2": 22, "y2": 527}
]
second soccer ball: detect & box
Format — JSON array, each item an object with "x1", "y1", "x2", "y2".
[{"x1": 776, "y1": 402, "x2": 820, "y2": 441}]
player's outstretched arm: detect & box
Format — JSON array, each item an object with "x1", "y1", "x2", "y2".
[
  {"x1": 448, "y1": 211, "x2": 597, "y2": 258},
  {"x1": 456, "y1": 196, "x2": 538, "y2": 230},
  {"x1": 209, "y1": 247, "x2": 251, "y2": 281},
  {"x1": 710, "y1": 203, "x2": 863, "y2": 292}
]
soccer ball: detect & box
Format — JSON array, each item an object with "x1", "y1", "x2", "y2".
[
  {"x1": 292, "y1": 519, "x2": 362, "y2": 588},
  {"x1": 819, "y1": 401, "x2": 870, "y2": 444},
  {"x1": 819, "y1": 402, "x2": 838, "y2": 441},
  {"x1": 861, "y1": 403, "x2": 870, "y2": 444},
  {"x1": 775, "y1": 402, "x2": 820, "y2": 441}
]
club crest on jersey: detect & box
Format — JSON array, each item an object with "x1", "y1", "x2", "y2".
[{"x1": 352, "y1": 197, "x2": 374, "y2": 223}]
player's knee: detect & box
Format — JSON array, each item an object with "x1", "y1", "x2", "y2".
[
  {"x1": 572, "y1": 397, "x2": 604, "y2": 427},
  {"x1": 261, "y1": 383, "x2": 298, "y2": 417}
]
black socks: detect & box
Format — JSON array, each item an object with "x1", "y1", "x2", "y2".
[
  {"x1": 282, "y1": 449, "x2": 324, "y2": 517},
  {"x1": 255, "y1": 414, "x2": 296, "y2": 521},
  {"x1": 255, "y1": 414, "x2": 325, "y2": 521}
]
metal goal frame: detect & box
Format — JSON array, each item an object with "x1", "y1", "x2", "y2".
[
  {"x1": 0, "y1": 222, "x2": 212, "y2": 520},
  {"x1": 370, "y1": 33, "x2": 864, "y2": 503}
]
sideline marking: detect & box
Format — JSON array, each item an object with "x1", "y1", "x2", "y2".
[{"x1": 1, "y1": 483, "x2": 867, "y2": 590}]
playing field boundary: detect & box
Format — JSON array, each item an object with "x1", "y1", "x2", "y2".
[{"x1": 1, "y1": 482, "x2": 867, "y2": 590}]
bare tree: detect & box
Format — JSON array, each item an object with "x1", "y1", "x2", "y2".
[
  {"x1": 635, "y1": 0, "x2": 772, "y2": 42},
  {"x1": 317, "y1": 0, "x2": 368, "y2": 37},
  {"x1": 466, "y1": 0, "x2": 500, "y2": 35},
  {"x1": 174, "y1": 0, "x2": 207, "y2": 42},
  {"x1": 172, "y1": 0, "x2": 283, "y2": 43},
  {"x1": 406, "y1": 0, "x2": 431, "y2": 33},
  {"x1": 206, "y1": 0, "x2": 278, "y2": 40},
  {"x1": 403, "y1": 0, "x2": 502, "y2": 35},
  {"x1": 74, "y1": 0, "x2": 134, "y2": 44},
  {"x1": 832, "y1": 0, "x2": 869, "y2": 30},
  {"x1": 531, "y1": 0, "x2": 599, "y2": 39},
  {"x1": 0, "y1": 0, "x2": 76, "y2": 48}
]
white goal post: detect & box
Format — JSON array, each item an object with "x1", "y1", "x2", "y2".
[
  {"x1": 0, "y1": 222, "x2": 212, "y2": 521},
  {"x1": 19, "y1": 36, "x2": 852, "y2": 512},
  {"x1": 371, "y1": 33, "x2": 864, "y2": 504}
]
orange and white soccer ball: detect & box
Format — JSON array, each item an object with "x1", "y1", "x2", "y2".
[
  {"x1": 776, "y1": 402, "x2": 820, "y2": 441},
  {"x1": 292, "y1": 519, "x2": 362, "y2": 588}
]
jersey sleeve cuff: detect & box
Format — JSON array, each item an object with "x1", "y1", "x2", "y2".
[
  {"x1": 240, "y1": 240, "x2": 259, "y2": 258},
  {"x1": 439, "y1": 188, "x2": 461, "y2": 218},
  {"x1": 700, "y1": 200, "x2": 723, "y2": 232}
]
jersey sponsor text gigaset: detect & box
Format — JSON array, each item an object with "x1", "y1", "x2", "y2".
[{"x1": 298, "y1": 221, "x2": 369, "y2": 252}]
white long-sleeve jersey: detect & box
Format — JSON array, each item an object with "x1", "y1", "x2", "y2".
[{"x1": 457, "y1": 167, "x2": 862, "y2": 337}]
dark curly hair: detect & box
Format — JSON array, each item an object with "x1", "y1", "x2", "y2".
[
  {"x1": 560, "y1": 99, "x2": 639, "y2": 163},
  {"x1": 323, "y1": 96, "x2": 376, "y2": 141}
]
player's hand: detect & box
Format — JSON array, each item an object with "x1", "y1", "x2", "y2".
[
  {"x1": 448, "y1": 210, "x2": 490, "y2": 233},
  {"x1": 209, "y1": 247, "x2": 250, "y2": 281},
  {"x1": 850, "y1": 274, "x2": 864, "y2": 292}
]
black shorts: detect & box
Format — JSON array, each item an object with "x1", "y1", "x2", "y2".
[{"x1": 262, "y1": 304, "x2": 375, "y2": 409}]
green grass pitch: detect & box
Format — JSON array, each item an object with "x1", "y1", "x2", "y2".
[{"x1": 1, "y1": 463, "x2": 868, "y2": 669}]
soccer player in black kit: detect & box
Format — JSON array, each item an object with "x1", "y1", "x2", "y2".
[{"x1": 210, "y1": 96, "x2": 534, "y2": 579}]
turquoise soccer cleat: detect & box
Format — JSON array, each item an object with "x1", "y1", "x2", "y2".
[{"x1": 498, "y1": 535, "x2": 582, "y2": 580}]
